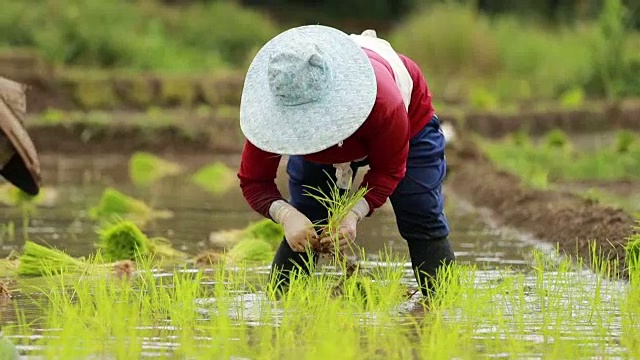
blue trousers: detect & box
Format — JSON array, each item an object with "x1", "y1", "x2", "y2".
[{"x1": 271, "y1": 115, "x2": 455, "y2": 296}]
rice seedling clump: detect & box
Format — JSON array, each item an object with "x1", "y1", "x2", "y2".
[
  {"x1": 191, "y1": 162, "x2": 236, "y2": 194},
  {"x1": 227, "y1": 238, "x2": 274, "y2": 263},
  {"x1": 128, "y1": 152, "x2": 182, "y2": 187},
  {"x1": 98, "y1": 220, "x2": 152, "y2": 262},
  {"x1": 17, "y1": 241, "x2": 87, "y2": 276},
  {"x1": 89, "y1": 187, "x2": 154, "y2": 221},
  {"x1": 241, "y1": 219, "x2": 284, "y2": 248},
  {"x1": 98, "y1": 219, "x2": 188, "y2": 262}
]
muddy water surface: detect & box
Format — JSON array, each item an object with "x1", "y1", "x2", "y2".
[
  {"x1": 0, "y1": 153, "x2": 629, "y2": 358},
  {"x1": 1, "y1": 153, "x2": 533, "y2": 267}
]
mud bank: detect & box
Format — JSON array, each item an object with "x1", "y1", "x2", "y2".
[
  {"x1": 441, "y1": 99, "x2": 640, "y2": 139},
  {"x1": 446, "y1": 144, "x2": 639, "y2": 278},
  {"x1": 26, "y1": 110, "x2": 244, "y2": 155}
]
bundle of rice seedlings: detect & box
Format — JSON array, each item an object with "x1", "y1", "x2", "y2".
[
  {"x1": 226, "y1": 238, "x2": 274, "y2": 264},
  {"x1": 0, "y1": 257, "x2": 18, "y2": 277},
  {"x1": 17, "y1": 241, "x2": 88, "y2": 276},
  {"x1": 191, "y1": 162, "x2": 236, "y2": 195},
  {"x1": 243, "y1": 219, "x2": 284, "y2": 248},
  {"x1": 194, "y1": 251, "x2": 225, "y2": 267},
  {"x1": 128, "y1": 152, "x2": 182, "y2": 187},
  {"x1": 88, "y1": 187, "x2": 171, "y2": 225},
  {"x1": 0, "y1": 184, "x2": 56, "y2": 208},
  {"x1": 303, "y1": 175, "x2": 369, "y2": 255},
  {"x1": 208, "y1": 229, "x2": 244, "y2": 247},
  {"x1": 625, "y1": 223, "x2": 640, "y2": 277},
  {"x1": 302, "y1": 176, "x2": 371, "y2": 295},
  {"x1": 98, "y1": 219, "x2": 151, "y2": 261},
  {"x1": 97, "y1": 218, "x2": 188, "y2": 262},
  {"x1": 209, "y1": 219, "x2": 284, "y2": 249}
]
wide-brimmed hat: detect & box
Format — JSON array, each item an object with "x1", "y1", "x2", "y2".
[
  {"x1": 0, "y1": 77, "x2": 42, "y2": 195},
  {"x1": 239, "y1": 25, "x2": 377, "y2": 155}
]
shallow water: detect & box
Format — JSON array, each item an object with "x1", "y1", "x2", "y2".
[
  {"x1": 0, "y1": 153, "x2": 630, "y2": 358},
  {"x1": 0, "y1": 153, "x2": 535, "y2": 267}
]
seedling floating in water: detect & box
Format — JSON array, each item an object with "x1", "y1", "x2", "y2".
[
  {"x1": 202, "y1": 220, "x2": 283, "y2": 266},
  {"x1": 17, "y1": 241, "x2": 87, "y2": 276},
  {"x1": 226, "y1": 237, "x2": 275, "y2": 263},
  {"x1": 0, "y1": 184, "x2": 57, "y2": 208},
  {"x1": 88, "y1": 187, "x2": 172, "y2": 225},
  {"x1": 128, "y1": 152, "x2": 182, "y2": 187},
  {"x1": 209, "y1": 219, "x2": 284, "y2": 249},
  {"x1": 16, "y1": 240, "x2": 136, "y2": 278},
  {"x1": 98, "y1": 218, "x2": 188, "y2": 262},
  {"x1": 191, "y1": 162, "x2": 236, "y2": 195}
]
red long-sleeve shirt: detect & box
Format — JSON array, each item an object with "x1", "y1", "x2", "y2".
[{"x1": 237, "y1": 48, "x2": 435, "y2": 219}]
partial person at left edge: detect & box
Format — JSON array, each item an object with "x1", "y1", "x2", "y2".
[{"x1": 0, "y1": 76, "x2": 42, "y2": 196}]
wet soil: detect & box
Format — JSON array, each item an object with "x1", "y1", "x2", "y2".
[
  {"x1": 446, "y1": 145, "x2": 639, "y2": 278},
  {"x1": 557, "y1": 179, "x2": 640, "y2": 199}
]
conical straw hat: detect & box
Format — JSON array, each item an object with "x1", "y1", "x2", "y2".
[{"x1": 0, "y1": 77, "x2": 41, "y2": 195}]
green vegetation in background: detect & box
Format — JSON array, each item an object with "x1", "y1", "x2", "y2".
[
  {"x1": 389, "y1": 0, "x2": 640, "y2": 105},
  {"x1": 1, "y1": 0, "x2": 638, "y2": 107},
  {"x1": 479, "y1": 129, "x2": 640, "y2": 189},
  {"x1": 581, "y1": 188, "x2": 640, "y2": 217},
  {"x1": 0, "y1": 0, "x2": 278, "y2": 72}
]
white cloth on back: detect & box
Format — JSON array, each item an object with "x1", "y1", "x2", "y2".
[{"x1": 333, "y1": 30, "x2": 414, "y2": 190}]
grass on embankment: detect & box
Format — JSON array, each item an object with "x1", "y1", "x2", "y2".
[
  {"x1": 389, "y1": 0, "x2": 640, "y2": 106},
  {"x1": 4, "y1": 244, "x2": 640, "y2": 359},
  {"x1": 477, "y1": 129, "x2": 640, "y2": 214},
  {"x1": 0, "y1": 0, "x2": 277, "y2": 72},
  {"x1": 479, "y1": 129, "x2": 640, "y2": 185},
  {"x1": 2, "y1": 0, "x2": 640, "y2": 109}
]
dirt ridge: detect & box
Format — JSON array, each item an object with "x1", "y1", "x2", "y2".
[{"x1": 446, "y1": 142, "x2": 639, "y2": 278}]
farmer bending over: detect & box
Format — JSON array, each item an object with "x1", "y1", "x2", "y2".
[
  {"x1": 0, "y1": 77, "x2": 42, "y2": 196},
  {"x1": 237, "y1": 26, "x2": 455, "y2": 298}
]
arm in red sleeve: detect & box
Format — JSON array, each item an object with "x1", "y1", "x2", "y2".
[
  {"x1": 359, "y1": 102, "x2": 410, "y2": 215},
  {"x1": 237, "y1": 140, "x2": 285, "y2": 219}
]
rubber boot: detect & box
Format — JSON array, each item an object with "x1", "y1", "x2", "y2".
[{"x1": 406, "y1": 236, "x2": 456, "y2": 300}]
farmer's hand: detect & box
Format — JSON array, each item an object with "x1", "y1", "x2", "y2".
[
  {"x1": 319, "y1": 198, "x2": 370, "y2": 252},
  {"x1": 269, "y1": 200, "x2": 317, "y2": 253},
  {"x1": 320, "y1": 210, "x2": 359, "y2": 251}
]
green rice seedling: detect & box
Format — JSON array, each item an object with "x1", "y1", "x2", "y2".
[
  {"x1": 191, "y1": 162, "x2": 236, "y2": 195},
  {"x1": 0, "y1": 336, "x2": 18, "y2": 360},
  {"x1": 209, "y1": 219, "x2": 284, "y2": 249},
  {"x1": 128, "y1": 151, "x2": 182, "y2": 187},
  {"x1": 509, "y1": 130, "x2": 533, "y2": 147},
  {"x1": 543, "y1": 129, "x2": 571, "y2": 151},
  {"x1": 0, "y1": 184, "x2": 43, "y2": 207},
  {"x1": 614, "y1": 130, "x2": 637, "y2": 153},
  {"x1": 17, "y1": 241, "x2": 88, "y2": 276},
  {"x1": 226, "y1": 237, "x2": 274, "y2": 263},
  {"x1": 559, "y1": 87, "x2": 586, "y2": 109},
  {"x1": 303, "y1": 175, "x2": 369, "y2": 256},
  {"x1": 97, "y1": 218, "x2": 188, "y2": 262},
  {"x1": 88, "y1": 187, "x2": 171, "y2": 225},
  {"x1": 241, "y1": 219, "x2": 284, "y2": 249},
  {"x1": 624, "y1": 224, "x2": 640, "y2": 278}
]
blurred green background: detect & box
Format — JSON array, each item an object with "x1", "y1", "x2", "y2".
[{"x1": 1, "y1": 0, "x2": 639, "y2": 109}]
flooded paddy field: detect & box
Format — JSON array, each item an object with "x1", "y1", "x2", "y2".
[{"x1": 0, "y1": 151, "x2": 636, "y2": 359}]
